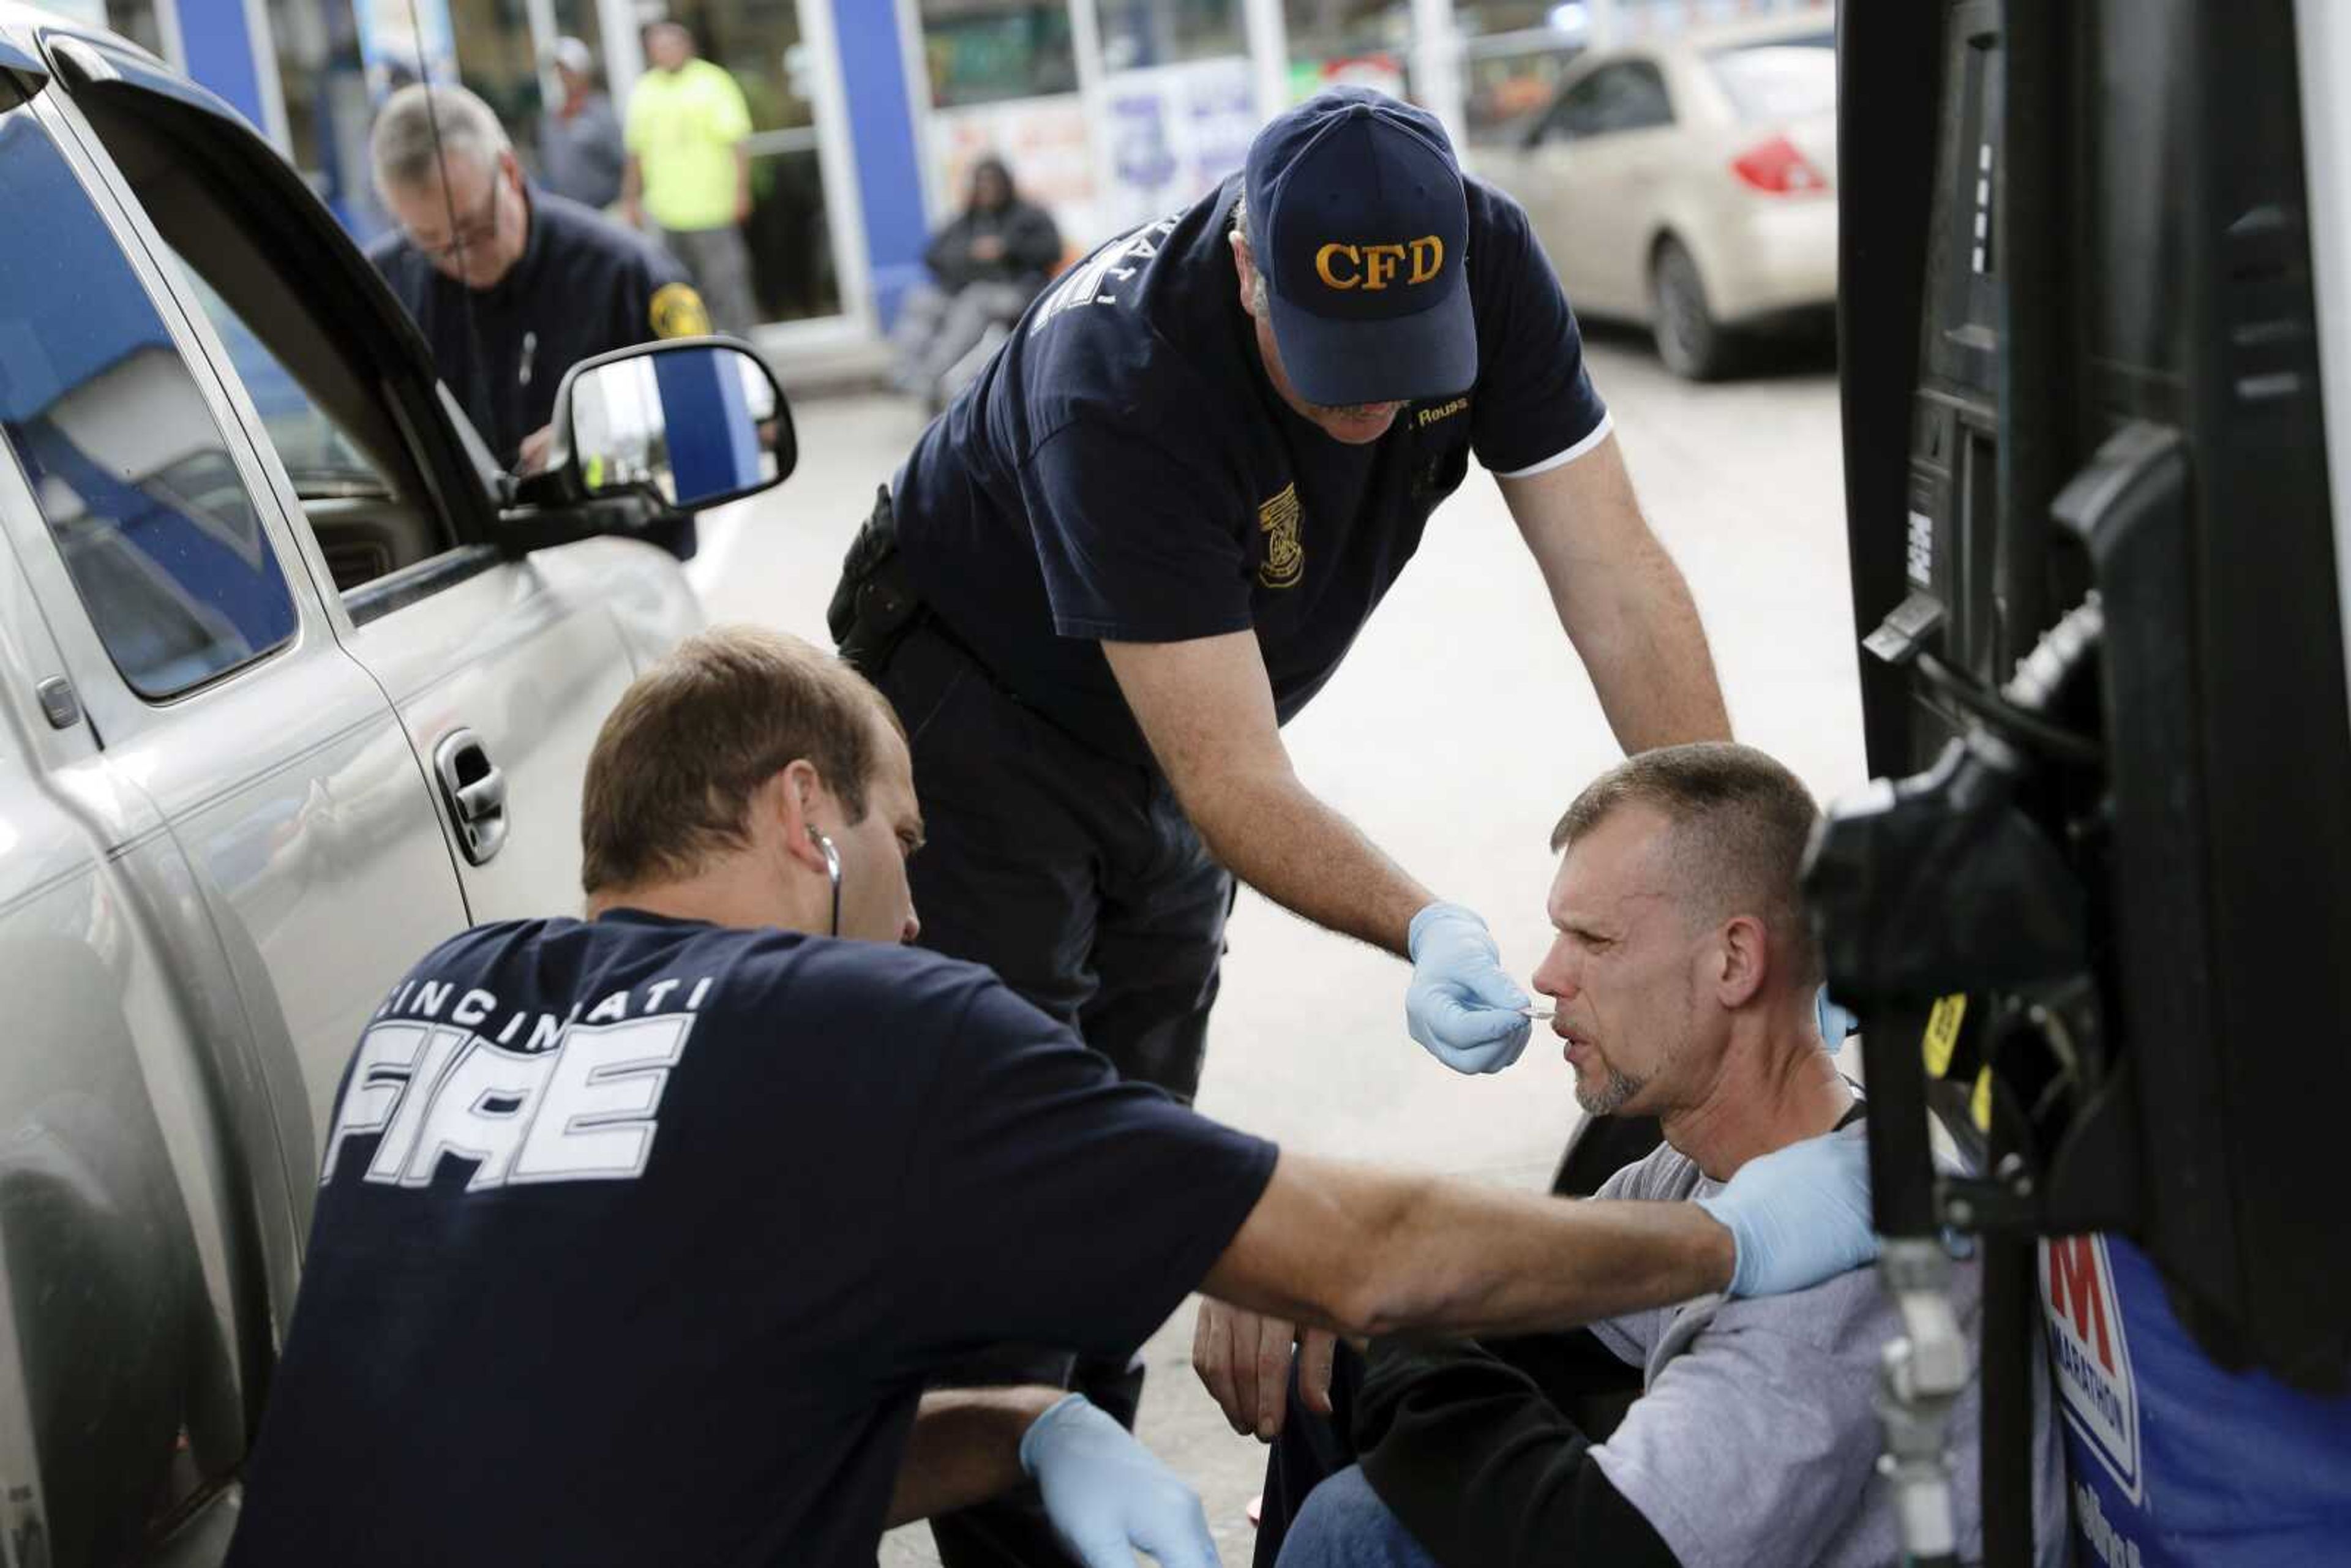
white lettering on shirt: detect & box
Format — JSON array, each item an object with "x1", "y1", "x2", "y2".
[
  {"x1": 364, "y1": 1025, "x2": 470, "y2": 1181},
  {"x1": 399, "y1": 1039, "x2": 561, "y2": 1190},
  {"x1": 325, "y1": 970, "x2": 721, "y2": 1190},
  {"x1": 509, "y1": 1013, "x2": 694, "y2": 1184},
  {"x1": 321, "y1": 1021, "x2": 431, "y2": 1181},
  {"x1": 1032, "y1": 215, "x2": 1180, "y2": 328}
]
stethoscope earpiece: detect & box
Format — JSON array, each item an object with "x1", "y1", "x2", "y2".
[{"x1": 811, "y1": 827, "x2": 842, "y2": 937}]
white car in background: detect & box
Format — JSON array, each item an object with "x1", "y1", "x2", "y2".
[{"x1": 1473, "y1": 15, "x2": 1839, "y2": 379}]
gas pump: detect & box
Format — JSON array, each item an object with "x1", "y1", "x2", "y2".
[{"x1": 1822, "y1": 2, "x2": 2351, "y2": 1562}]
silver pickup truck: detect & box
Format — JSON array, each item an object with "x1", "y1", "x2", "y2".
[{"x1": 0, "y1": 11, "x2": 793, "y2": 1563}]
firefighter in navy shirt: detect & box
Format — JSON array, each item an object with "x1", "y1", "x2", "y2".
[
  {"x1": 366, "y1": 83, "x2": 707, "y2": 471},
  {"x1": 831, "y1": 87, "x2": 1732, "y2": 1566},
  {"x1": 223, "y1": 628, "x2": 1877, "y2": 1568}
]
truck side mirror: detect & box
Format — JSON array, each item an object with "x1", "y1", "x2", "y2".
[{"x1": 547, "y1": 337, "x2": 795, "y2": 512}]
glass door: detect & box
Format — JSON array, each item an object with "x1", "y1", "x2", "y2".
[{"x1": 646, "y1": 0, "x2": 853, "y2": 326}]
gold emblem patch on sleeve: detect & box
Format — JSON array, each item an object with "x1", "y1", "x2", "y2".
[
  {"x1": 650, "y1": 282, "x2": 711, "y2": 338},
  {"x1": 1257, "y1": 483, "x2": 1304, "y2": 589}
]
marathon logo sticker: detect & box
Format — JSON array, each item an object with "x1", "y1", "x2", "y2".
[
  {"x1": 1258, "y1": 483, "x2": 1304, "y2": 589},
  {"x1": 2040, "y1": 1235, "x2": 2144, "y2": 1501},
  {"x1": 650, "y1": 282, "x2": 712, "y2": 338},
  {"x1": 321, "y1": 973, "x2": 711, "y2": 1191}
]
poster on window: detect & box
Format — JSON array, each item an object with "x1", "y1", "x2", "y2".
[
  {"x1": 1097, "y1": 57, "x2": 1259, "y2": 236},
  {"x1": 932, "y1": 95, "x2": 1103, "y2": 255},
  {"x1": 352, "y1": 0, "x2": 456, "y2": 101}
]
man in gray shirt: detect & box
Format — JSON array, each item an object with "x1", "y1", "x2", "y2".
[
  {"x1": 538, "y1": 37, "x2": 624, "y2": 210},
  {"x1": 1255, "y1": 743, "x2": 2069, "y2": 1567}
]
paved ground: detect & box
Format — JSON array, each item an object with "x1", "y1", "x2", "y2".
[{"x1": 690, "y1": 325, "x2": 1856, "y2": 1566}]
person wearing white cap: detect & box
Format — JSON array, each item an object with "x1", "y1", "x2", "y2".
[{"x1": 539, "y1": 36, "x2": 625, "y2": 211}]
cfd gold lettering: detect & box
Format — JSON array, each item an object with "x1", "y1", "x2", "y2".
[
  {"x1": 1316, "y1": 237, "x2": 1443, "y2": 291},
  {"x1": 1316, "y1": 244, "x2": 1361, "y2": 288}
]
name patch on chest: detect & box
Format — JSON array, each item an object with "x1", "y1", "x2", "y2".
[
  {"x1": 1416, "y1": 397, "x2": 1469, "y2": 428},
  {"x1": 1258, "y1": 483, "x2": 1304, "y2": 589}
]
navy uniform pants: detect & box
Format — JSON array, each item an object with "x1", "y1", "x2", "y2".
[{"x1": 871, "y1": 619, "x2": 1235, "y2": 1568}]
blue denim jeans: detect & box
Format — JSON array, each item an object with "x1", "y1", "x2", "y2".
[{"x1": 1273, "y1": 1466, "x2": 1443, "y2": 1568}]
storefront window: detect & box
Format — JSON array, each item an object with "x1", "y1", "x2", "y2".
[
  {"x1": 267, "y1": 0, "x2": 375, "y2": 223},
  {"x1": 919, "y1": 0, "x2": 1079, "y2": 109},
  {"x1": 449, "y1": 0, "x2": 550, "y2": 145},
  {"x1": 654, "y1": 2, "x2": 844, "y2": 323},
  {"x1": 1455, "y1": 2, "x2": 1591, "y2": 146},
  {"x1": 549, "y1": 0, "x2": 605, "y2": 62},
  {"x1": 1097, "y1": 0, "x2": 1244, "y2": 72},
  {"x1": 106, "y1": 0, "x2": 166, "y2": 57},
  {"x1": 36, "y1": 0, "x2": 165, "y2": 58},
  {"x1": 1283, "y1": 0, "x2": 1411, "y2": 102}
]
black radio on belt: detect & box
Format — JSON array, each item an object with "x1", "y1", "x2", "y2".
[{"x1": 829, "y1": 487, "x2": 925, "y2": 674}]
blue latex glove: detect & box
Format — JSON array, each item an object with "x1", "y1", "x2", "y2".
[
  {"x1": 1021, "y1": 1394, "x2": 1218, "y2": 1568},
  {"x1": 1693, "y1": 1123, "x2": 1879, "y2": 1297},
  {"x1": 1405, "y1": 902, "x2": 1533, "y2": 1074},
  {"x1": 1815, "y1": 983, "x2": 1859, "y2": 1044}
]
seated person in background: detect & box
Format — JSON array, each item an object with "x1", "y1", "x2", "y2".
[
  {"x1": 538, "y1": 37, "x2": 626, "y2": 211},
  {"x1": 890, "y1": 155, "x2": 1063, "y2": 408},
  {"x1": 1235, "y1": 742, "x2": 2070, "y2": 1568}
]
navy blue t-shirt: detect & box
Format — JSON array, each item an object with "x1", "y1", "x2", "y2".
[
  {"x1": 225, "y1": 911, "x2": 1276, "y2": 1568},
  {"x1": 891, "y1": 173, "x2": 1611, "y2": 763}
]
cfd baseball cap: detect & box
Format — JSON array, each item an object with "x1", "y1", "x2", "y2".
[{"x1": 1243, "y1": 87, "x2": 1476, "y2": 407}]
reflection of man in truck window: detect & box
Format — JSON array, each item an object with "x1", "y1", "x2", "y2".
[
  {"x1": 219, "y1": 631, "x2": 1880, "y2": 1568},
  {"x1": 1258, "y1": 744, "x2": 2071, "y2": 1568},
  {"x1": 366, "y1": 83, "x2": 703, "y2": 473}
]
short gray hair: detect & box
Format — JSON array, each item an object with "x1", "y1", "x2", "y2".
[
  {"x1": 1231, "y1": 192, "x2": 1269, "y2": 316},
  {"x1": 370, "y1": 83, "x2": 509, "y2": 196},
  {"x1": 1552, "y1": 743, "x2": 1826, "y2": 990}
]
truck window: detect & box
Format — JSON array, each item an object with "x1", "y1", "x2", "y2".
[
  {"x1": 58, "y1": 51, "x2": 466, "y2": 605},
  {"x1": 0, "y1": 102, "x2": 297, "y2": 699}
]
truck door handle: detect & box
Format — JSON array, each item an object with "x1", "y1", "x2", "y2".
[{"x1": 433, "y1": 729, "x2": 509, "y2": 866}]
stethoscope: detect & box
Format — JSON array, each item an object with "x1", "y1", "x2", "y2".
[{"x1": 811, "y1": 827, "x2": 842, "y2": 937}]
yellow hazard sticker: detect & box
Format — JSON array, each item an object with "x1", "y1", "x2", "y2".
[
  {"x1": 1971, "y1": 1066, "x2": 1994, "y2": 1132},
  {"x1": 1922, "y1": 992, "x2": 1968, "y2": 1078},
  {"x1": 650, "y1": 282, "x2": 711, "y2": 338}
]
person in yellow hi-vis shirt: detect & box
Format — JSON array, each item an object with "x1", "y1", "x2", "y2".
[{"x1": 623, "y1": 22, "x2": 759, "y2": 334}]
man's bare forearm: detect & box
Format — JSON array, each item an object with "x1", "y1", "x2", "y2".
[
  {"x1": 1203, "y1": 1152, "x2": 1734, "y2": 1341},
  {"x1": 1101, "y1": 633, "x2": 1435, "y2": 954},
  {"x1": 1562, "y1": 535, "x2": 1730, "y2": 750},
  {"x1": 1505, "y1": 438, "x2": 1731, "y2": 751},
  {"x1": 1184, "y1": 763, "x2": 1431, "y2": 956},
  {"x1": 885, "y1": 1386, "x2": 1062, "y2": 1527}
]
